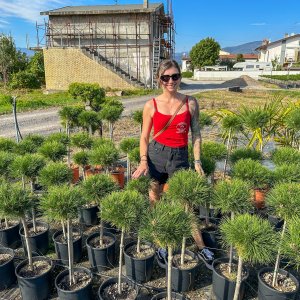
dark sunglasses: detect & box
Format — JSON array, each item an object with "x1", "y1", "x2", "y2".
[{"x1": 160, "y1": 73, "x2": 181, "y2": 82}]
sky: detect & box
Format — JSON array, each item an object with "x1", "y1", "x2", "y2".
[{"x1": 0, "y1": 0, "x2": 300, "y2": 53}]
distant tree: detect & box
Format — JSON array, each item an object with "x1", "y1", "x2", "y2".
[
  {"x1": 190, "y1": 37, "x2": 220, "y2": 68},
  {"x1": 236, "y1": 53, "x2": 245, "y2": 62},
  {"x1": 0, "y1": 34, "x2": 17, "y2": 84},
  {"x1": 219, "y1": 59, "x2": 235, "y2": 70},
  {"x1": 27, "y1": 51, "x2": 45, "y2": 85}
]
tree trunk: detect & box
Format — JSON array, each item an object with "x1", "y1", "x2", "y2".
[
  {"x1": 21, "y1": 217, "x2": 33, "y2": 270},
  {"x1": 4, "y1": 217, "x2": 9, "y2": 229},
  {"x1": 126, "y1": 154, "x2": 131, "y2": 183},
  {"x1": 30, "y1": 181, "x2": 37, "y2": 233},
  {"x1": 88, "y1": 125, "x2": 92, "y2": 137},
  {"x1": 109, "y1": 122, "x2": 113, "y2": 141},
  {"x1": 223, "y1": 129, "x2": 232, "y2": 178},
  {"x1": 66, "y1": 123, "x2": 71, "y2": 167},
  {"x1": 99, "y1": 219, "x2": 104, "y2": 247},
  {"x1": 272, "y1": 220, "x2": 286, "y2": 287},
  {"x1": 118, "y1": 228, "x2": 125, "y2": 294},
  {"x1": 61, "y1": 220, "x2": 66, "y2": 240},
  {"x1": 228, "y1": 212, "x2": 235, "y2": 274},
  {"x1": 233, "y1": 256, "x2": 243, "y2": 300},
  {"x1": 137, "y1": 236, "x2": 141, "y2": 254},
  {"x1": 167, "y1": 246, "x2": 173, "y2": 300},
  {"x1": 180, "y1": 236, "x2": 186, "y2": 265},
  {"x1": 67, "y1": 219, "x2": 75, "y2": 286}
]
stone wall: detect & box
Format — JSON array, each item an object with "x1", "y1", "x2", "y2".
[{"x1": 43, "y1": 48, "x2": 136, "y2": 91}]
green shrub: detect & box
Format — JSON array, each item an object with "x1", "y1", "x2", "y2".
[
  {"x1": 0, "y1": 138, "x2": 17, "y2": 152},
  {"x1": 46, "y1": 132, "x2": 69, "y2": 146},
  {"x1": 230, "y1": 147, "x2": 262, "y2": 164},
  {"x1": 271, "y1": 147, "x2": 300, "y2": 166},
  {"x1": 199, "y1": 112, "x2": 213, "y2": 128},
  {"x1": 10, "y1": 71, "x2": 41, "y2": 89},
  {"x1": 0, "y1": 151, "x2": 16, "y2": 179},
  {"x1": 17, "y1": 134, "x2": 45, "y2": 154},
  {"x1": 181, "y1": 71, "x2": 193, "y2": 78},
  {"x1": 126, "y1": 176, "x2": 151, "y2": 196},
  {"x1": 71, "y1": 132, "x2": 93, "y2": 150},
  {"x1": 202, "y1": 141, "x2": 227, "y2": 160},
  {"x1": 273, "y1": 163, "x2": 300, "y2": 183},
  {"x1": 38, "y1": 141, "x2": 67, "y2": 162}
]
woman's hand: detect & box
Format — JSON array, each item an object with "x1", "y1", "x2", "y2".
[
  {"x1": 195, "y1": 162, "x2": 205, "y2": 176},
  {"x1": 132, "y1": 161, "x2": 149, "y2": 179}
]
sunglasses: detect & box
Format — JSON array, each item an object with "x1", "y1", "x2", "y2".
[{"x1": 160, "y1": 73, "x2": 181, "y2": 82}]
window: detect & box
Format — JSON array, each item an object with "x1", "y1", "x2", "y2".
[{"x1": 246, "y1": 65, "x2": 254, "y2": 69}]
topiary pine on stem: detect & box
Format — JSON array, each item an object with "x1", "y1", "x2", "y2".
[
  {"x1": 265, "y1": 182, "x2": 300, "y2": 287},
  {"x1": 0, "y1": 151, "x2": 16, "y2": 180},
  {"x1": 220, "y1": 214, "x2": 277, "y2": 300},
  {"x1": 40, "y1": 185, "x2": 85, "y2": 286},
  {"x1": 0, "y1": 181, "x2": 34, "y2": 269},
  {"x1": 140, "y1": 199, "x2": 193, "y2": 300},
  {"x1": 166, "y1": 169, "x2": 211, "y2": 265},
  {"x1": 101, "y1": 190, "x2": 147, "y2": 295},
  {"x1": 81, "y1": 174, "x2": 119, "y2": 247},
  {"x1": 38, "y1": 140, "x2": 68, "y2": 162},
  {"x1": 126, "y1": 176, "x2": 151, "y2": 197},
  {"x1": 212, "y1": 178, "x2": 252, "y2": 273}
]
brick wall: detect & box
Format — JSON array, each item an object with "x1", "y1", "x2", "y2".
[{"x1": 43, "y1": 48, "x2": 136, "y2": 91}]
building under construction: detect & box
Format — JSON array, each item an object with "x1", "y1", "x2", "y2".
[{"x1": 38, "y1": 0, "x2": 175, "y2": 90}]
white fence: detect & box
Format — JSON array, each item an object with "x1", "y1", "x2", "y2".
[{"x1": 193, "y1": 70, "x2": 300, "y2": 81}]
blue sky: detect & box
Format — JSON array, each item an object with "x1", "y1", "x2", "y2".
[{"x1": 0, "y1": 0, "x2": 300, "y2": 53}]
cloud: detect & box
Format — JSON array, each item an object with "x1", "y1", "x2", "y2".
[
  {"x1": 250, "y1": 22, "x2": 267, "y2": 26},
  {"x1": 295, "y1": 22, "x2": 300, "y2": 26},
  {"x1": 0, "y1": 0, "x2": 76, "y2": 23}
]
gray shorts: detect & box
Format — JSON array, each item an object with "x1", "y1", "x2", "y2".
[{"x1": 147, "y1": 140, "x2": 189, "y2": 184}]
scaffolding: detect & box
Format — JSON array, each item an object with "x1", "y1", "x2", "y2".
[{"x1": 34, "y1": 5, "x2": 175, "y2": 88}]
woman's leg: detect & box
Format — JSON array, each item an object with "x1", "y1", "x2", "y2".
[{"x1": 149, "y1": 180, "x2": 163, "y2": 206}]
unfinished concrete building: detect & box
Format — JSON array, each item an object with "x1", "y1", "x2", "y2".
[{"x1": 38, "y1": 0, "x2": 175, "y2": 91}]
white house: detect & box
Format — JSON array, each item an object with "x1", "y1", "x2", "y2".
[{"x1": 256, "y1": 33, "x2": 300, "y2": 65}]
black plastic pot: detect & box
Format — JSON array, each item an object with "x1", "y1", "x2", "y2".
[
  {"x1": 52, "y1": 229, "x2": 82, "y2": 265},
  {"x1": 268, "y1": 215, "x2": 284, "y2": 231},
  {"x1": 55, "y1": 267, "x2": 93, "y2": 300},
  {"x1": 0, "y1": 221, "x2": 21, "y2": 249},
  {"x1": 202, "y1": 222, "x2": 220, "y2": 249},
  {"x1": 212, "y1": 257, "x2": 249, "y2": 300},
  {"x1": 98, "y1": 277, "x2": 138, "y2": 300},
  {"x1": 15, "y1": 256, "x2": 52, "y2": 300},
  {"x1": 170, "y1": 249, "x2": 200, "y2": 293},
  {"x1": 124, "y1": 241, "x2": 155, "y2": 283},
  {"x1": 19, "y1": 221, "x2": 49, "y2": 255},
  {"x1": 0, "y1": 247, "x2": 16, "y2": 290},
  {"x1": 78, "y1": 205, "x2": 99, "y2": 225},
  {"x1": 258, "y1": 267, "x2": 299, "y2": 300},
  {"x1": 151, "y1": 291, "x2": 186, "y2": 300},
  {"x1": 103, "y1": 221, "x2": 120, "y2": 234},
  {"x1": 86, "y1": 231, "x2": 116, "y2": 272}
]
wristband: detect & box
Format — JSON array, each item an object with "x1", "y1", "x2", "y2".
[
  {"x1": 194, "y1": 160, "x2": 202, "y2": 165},
  {"x1": 140, "y1": 155, "x2": 147, "y2": 159}
]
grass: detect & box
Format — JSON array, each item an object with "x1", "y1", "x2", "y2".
[{"x1": 0, "y1": 87, "x2": 160, "y2": 115}]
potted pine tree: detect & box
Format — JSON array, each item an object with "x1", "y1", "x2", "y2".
[
  {"x1": 0, "y1": 152, "x2": 20, "y2": 248},
  {"x1": 271, "y1": 146, "x2": 300, "y2": 166},
  {"x1": 258, "y1": 183, "x2": 300, "y2": 299},
  {"x1": 38, "y1": 140, "x2": 68, "y2": 162},
  {"x1": 132, "y1": 109, "x2": 143, "y2": 134},
  {"x1": 10, "y1": 154, "x2": 49, "y2": 255},
  {"x1": 16, "y1": 134, "x2": 45, "y2": 155},
  {"x1": 165, "y1": 169, "x2": 210, "y2": 292},
  {"x1": 140, "y1": 199, "x2": 193, "y2": 300},
  {"x1": 98, "y1": 190, "x2": 146, "y2": 299},
  {"x1": 119, "y1": 137, "x2": 139, "y2": 183},
  {"x1": 229, "y1": 147, "x2": 262, "y2": 165},
  {"x1": 0, "y1": 246, "x2": 16, "y2": 290},
  {"x1": 218, "y1": 214, "x2": 277, "y2": 300},
  {"x1": 41, "y1": 185, "x2": 93, "y2": 299},
  {"x1": 3, "y1": 182, "x2": 53, "y2": 300},
  {"x1": 232, "y1": 158, "x2": 273, "y2": 209},
  {"x1": 211, "y1": 179, "x2": 253, "y2": 299},
  {"x1": 83, "y1": 174, "x2": 119, "y2": 272}
]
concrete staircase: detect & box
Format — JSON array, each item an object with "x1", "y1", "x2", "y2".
[{"x1": 81, "y1": 47, "x2": 146, "y2": 89}]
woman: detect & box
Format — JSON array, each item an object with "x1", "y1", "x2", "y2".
[{"x1": 132, "y1": 59, "x2": 214, "y2": 266}]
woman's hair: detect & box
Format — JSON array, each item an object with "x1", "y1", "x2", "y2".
[{"x1": 156, "y1": 59, "x2": 181, "y2": 80}]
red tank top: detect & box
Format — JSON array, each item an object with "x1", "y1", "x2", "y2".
[{"x1": 152, "y1": 97, "x2": 191, "y2": 147}]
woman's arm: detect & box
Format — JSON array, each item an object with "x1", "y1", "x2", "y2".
[
  {"x1": 189, "y1": 97, "x2": 205, "y2": 176},
  {"x1": 132, "y1": 101, "x2": 153, "y2": 179}
]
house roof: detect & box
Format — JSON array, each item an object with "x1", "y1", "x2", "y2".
[
  {"x1": 219, "y1": 54, "x2": 258, "y2": 60},
  {"x1": 255, "y1": 34, "x2": 300, "y2": 51},
  {"x1": 40, "y1": 3, "x2": 163, "y2": 16}
]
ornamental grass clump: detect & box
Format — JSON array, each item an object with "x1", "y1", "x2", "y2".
[
  {"x1": 82, "y1": 174, "x2": 119, "y2": 247},
  {"x1": 166, "y1": 169, "x2": 211, "y2": 265},
  {"x1": 265, "y1": 182, "x2": 300, "y2": 287},
  {"x1": 40, "y1": 185, "x2": 85, "y2": 285},
  {"x1": 140, "y1": 200, "x2": 193, "y2": 300},
  {"x1": 119, "y1": 137, "x2": 140, "y2": 182},
  {"x1": 220, "y1": 214, "x2": 277, "y2": 300},
  {"x1": 101, "y1": 190, "x2": 147, "y2": 294},
  {"x1": 271, "y1": 146, "x2": 300, "y2": 166},
  {"x1": 212, "y1": 179, "x2": 252, "y2": 272},
  {"x1": 39, "y1": 162, "x2": 73, "y2": 188}
]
